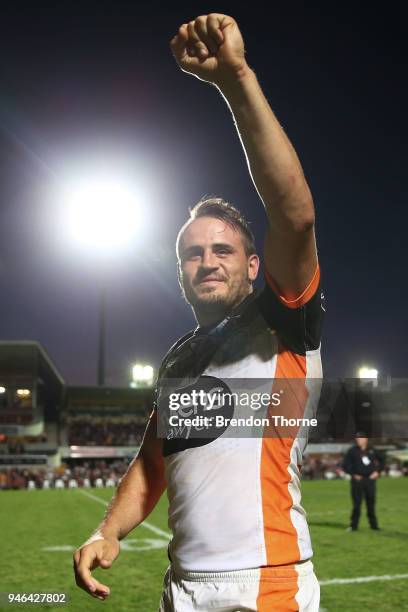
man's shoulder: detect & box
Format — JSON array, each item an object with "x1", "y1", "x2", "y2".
[
  {"x1": 165, "y1": 330, "x2": 196, "y2": 357},
  {"x1": 255, "y1": 277, "x2": 325, "y2": 355},
  {"x1": 157, "y1": 330, "x2": 196, "y2": 376}
]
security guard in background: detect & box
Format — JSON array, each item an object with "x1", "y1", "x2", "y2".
[{"x1": 343, "y1": 435, "x2": 383, "y2": 531}]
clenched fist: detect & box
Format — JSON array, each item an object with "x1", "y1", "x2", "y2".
[{"x1": 170, "y1": 14, "x2": 247, "y2": 86}]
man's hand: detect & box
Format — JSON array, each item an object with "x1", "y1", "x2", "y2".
[
  {"x1": 170, "y1": 14, "x2": 247, "y2": 86},
  {"x1": 353, "y1": 474, "x2": 363, "y2": 481},
  {"x1": 73, "y1": 537, "x2": 120, "y2": 600},
  {"x1": 369, "y1": 471, "x2": 380, "y2": 480}
]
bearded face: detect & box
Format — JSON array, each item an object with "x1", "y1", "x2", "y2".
[{"x1": 177, "y1": 217, "x2": 259, "y2": 323}]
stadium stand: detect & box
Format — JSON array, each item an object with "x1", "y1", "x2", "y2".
[
  {"x1": 66, "y1": 417, "x2": 145, "y2": 446},
  {"x1": 0, "y1": 342, "x2": 152, "y2": 489},
  {"x1": 1, "y1": 341, "x2": 407, "y2": 490},
  {"x1": 0, "y1": 459, "x2": 130, "y2": 489}
]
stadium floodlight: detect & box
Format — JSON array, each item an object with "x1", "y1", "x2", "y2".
[
  {"x1": 131, "y1": 363, "x2": 154, "y2": 388},
  {"x1": 63, "y1": 174, "x2": 142, "y2": 251},
  {"x1": 358, "y1": 367, "x2": 378, "y2": 380},
  {"x1": 16, "y1": 389, "x2": 31, "y2": 397},
  {"x1": 0, "y1": 386, "x2": 6, "y2": 394},
  {"x1": 60, "y1": 170, "x2": 147, "y2": 385}
]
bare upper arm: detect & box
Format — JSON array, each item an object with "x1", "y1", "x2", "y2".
[
  {"x1": 137, "y1": 411, "x2": 166, "y2": 489},
  {"x1": 264, "y1": 224, "x2": 318, "y2": 301}
]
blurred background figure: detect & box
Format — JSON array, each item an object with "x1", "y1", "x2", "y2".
[{"x1": 343, "y1": 435, "x2": 384, "y2": 531}]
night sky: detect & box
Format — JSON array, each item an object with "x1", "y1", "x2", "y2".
[{"x1": 0, "y1": 1, "x2": 406, "y2": 386}]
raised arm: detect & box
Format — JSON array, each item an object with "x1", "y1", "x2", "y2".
[
  {"x1": 170, "y1": 13, "x2": 317, "y2": 299},
  {"x1": 73, "y1": 413, "x2": 166, "y2": 600}
]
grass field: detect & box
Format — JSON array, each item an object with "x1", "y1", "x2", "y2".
[{"x1": 1, "y1": 479, "x2": 407, "y2": 611}]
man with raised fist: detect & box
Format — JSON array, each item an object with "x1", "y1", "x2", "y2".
[{"x1": 73, "y1": 14, "x2": 324, "y2": 611}]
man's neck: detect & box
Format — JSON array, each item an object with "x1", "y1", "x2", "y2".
[
  {"x1": 194, "y1": 287, "x2": 254, "y2": 328},
  {"x1": 195, "y1": 307, "x2": 229, "y2": 329}
]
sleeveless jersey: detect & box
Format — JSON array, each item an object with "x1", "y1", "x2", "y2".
[{"x1": 154, "y1": 265, "x2": 325, "y2": 572}]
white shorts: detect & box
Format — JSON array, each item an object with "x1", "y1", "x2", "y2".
[{"x1": 159, "y1": 559, "x2": 320, "y2": 611}]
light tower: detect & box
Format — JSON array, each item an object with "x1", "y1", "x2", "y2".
[{"x1": 63, "y1": 173, "x2": 142, "y2": 385}]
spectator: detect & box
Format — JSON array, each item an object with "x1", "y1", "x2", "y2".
[{"x1": 343, "y1": 435, "x2": 383, "y2": 531}]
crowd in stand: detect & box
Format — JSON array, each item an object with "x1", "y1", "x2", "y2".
[
  {"x1": 302, "y1": 455, "x2": 345, "y2": 480},
  {"x1": 301, "y1": 454, "x2": 408, "y2": 480},
  {"x1": 67, "y1": 419, "x2": 145, "y2": 446},
  {"x1": 0, "y1": 433, "x2": 48, "y2": 455},
  {"x1": 0, "y1": 455, "x2": 407, "y2": 490},
  {"x1": 0, "y1": 459, "x2": 129, "y2": 490}
]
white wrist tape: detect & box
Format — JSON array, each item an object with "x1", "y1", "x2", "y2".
[{"x1": 84, "y1": 530, "x2": 105, "y2": 546}]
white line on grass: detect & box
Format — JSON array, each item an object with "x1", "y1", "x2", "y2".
[
  {"x1": 78, "y1": 488, "x2": 171, "y2": 540},
  {"x1": 77, "y1": 491, "x2": 408, "y2": 588},
  {"x1": 307, "y1": 511, "x2": 337, "y2": 516},
  {"x1": 320, "y1": 573, "x2": 408, "y2": 586}
]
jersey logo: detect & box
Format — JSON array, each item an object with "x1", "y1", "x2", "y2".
[{"x1": 159, "y1": 376, "x2": 234, "y2": 457}]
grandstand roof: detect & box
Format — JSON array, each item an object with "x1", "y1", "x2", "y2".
[{"x1": 0, "y1": 340, "x2": 65, "y2": 391}]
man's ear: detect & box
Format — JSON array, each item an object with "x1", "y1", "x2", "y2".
[{"x1": 248, "y1": 254, "x2": 260, "y2": 282}]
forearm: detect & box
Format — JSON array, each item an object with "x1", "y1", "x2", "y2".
[
  {"x1": 94, "y1": 448, "x2": 166, "y2": 541},
  {"x1": 97, "y1": 460, "x2": 163, "y2": 540},
  {"x1": 217, "y1": 65, "x2": 314, "y2": 231}
]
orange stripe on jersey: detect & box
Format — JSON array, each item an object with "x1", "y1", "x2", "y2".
[
  {"x1": 257, "y1": 565, "x2": 299, "y2": 612},
  {"x1": 257, "y1": 345, "x2": 308, "y2": 610},
  {"x1": 265, "y1": 264, "x2": 320, "y2": 309},
  {"x1": 275, "y1": 346, "x2": 307, "y2": 379}
]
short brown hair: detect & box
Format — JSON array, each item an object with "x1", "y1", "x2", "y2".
[{"x1": 177, "y1": 197, "x2": 256, "y2": 258}]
